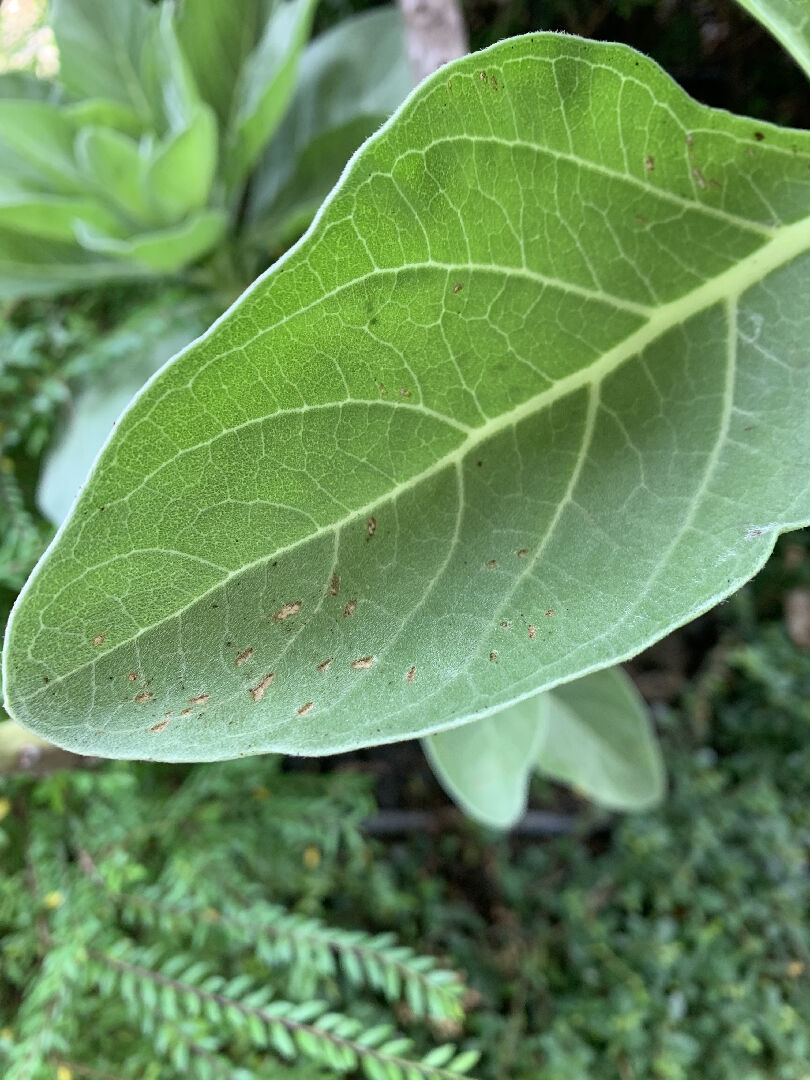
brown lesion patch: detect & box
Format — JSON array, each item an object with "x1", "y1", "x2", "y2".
[
  {"x1": 273, "y1": 601, "x2": 302, "y2": 622},
  {"x1": 367, "y1": 516, "x2": 377, "y2": 539},
  {"x1": 189, "y1": 693, "x2": 210, "y2": 706},
  {"x1": 134, "y1": 691, "x2": 154, "y2": 705},
  {"x1": 545, "y1": 609, "x2": 555, "y2": 617},
  {"x1": 92, "y1": 634, "x2": 105, "y2": 647},
  {"x1": 644, "y1": 155, "x2": 655, "y2": 171},
  {"x1": 149, "y1": 719, "x2": 170, "y2": 734},
  {"x1": 181, "y1": 707, "x2": 192, "y2": 717},
  {"x1": 453, "y1": 282, "x2": 463, "y2": 294},
  {"x1": 329, "y1": 573, "x2": 341, "y2": 597},
  {"x1": 398, "y1": 387, "x2": 411, "y2": 397},
  {"x1": 486, "y1": 559, "x2": 497, "y2": 570},
  {"x1": 127, "y1": 671, "x2": 139, "y2": 682},
  {"x1": 250, "y1": 673, "x2": 275, "y2": 703},
  {"x1": 516, "y1": 549, "x2": 528, "y2": 559},
  {"x1": 297, "y1": 702, "x2": 314, "y2": 717},
  {"x1": 234, "y1": 647, "x2": 254, "y2": 667},
  {"x1": 343, "y1": 598, "x2": 357, "y2": 618},
  {"x1": 489, "y1": 651, "x2": 498, "y2": 662},
  {"x1": 316, "y1": 658, "x2": 333, "y2": 673},
  {"x1": 528, "y1": 625, "x2": 537, "y2": 640},
  {"x1": 350, "y1": 656, "x2": 375, "y2": 670},
  {"x1": 406, "y1": 665, "x2": 416, "y2": 684}
]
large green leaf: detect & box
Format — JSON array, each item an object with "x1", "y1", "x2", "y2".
[
  {"x1": 248, "y1": 6, "x2": 412, "y2": 251},
  {"x1": 145, "y1": 105, "x2": 219, "y2": 222},
  {"x1": 537, "y1": 668, "x2": 664, "y2": 810},
  {"x1": 736, "y1": 0, "x2": 810, "y2": 80},
  {"x1": 423, "y1": 697, "x2": 549, "y2": 829},
  {"x1": 224, "y1": 0, "x2": 319, "y2": 190},
  {"x1": 4, "y1": 34, "x2": 810, "y2": 760}
]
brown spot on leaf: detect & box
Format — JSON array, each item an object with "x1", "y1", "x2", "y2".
[
  {"x1": 350, "y1": 656, "x2": 375, "y2": 670},
  {"x1": 273, "y1": 601, "x2": 302, "y2": 622},
  {"x1": 297, "y1": 702, "x2": 314, "y2": 717},
  {"x1": 189, "y1": 693, "x2": 210, "y2": 706},
  {"x1": 92, "y1": 634, "x2": 105, "y2": 647},
  {"x1": 478, "y1": 70, "x2": 488, "y2": 82},
  {"x1": 316, "y1": 658, "x2": 333, "y2": 673},
  {"x1": 516, "y1": 549, "x2": 528, "y2": 558},
  {"x1": 399, "y1": 387, "x2": 411, "y2": 397},
  {"x1": 149, "y1": 719, "x2": 170, "y2": 734},
  {"x1": 406, "y1": 665, "x2": 416, "y2": 683},
  {"x1": 343, "y1": 598, "x2": 357, "y2": 618},
  {"x1": 754, "y1": 130, "x2": 765, "y2": 142},
  {"x1": 453, "y1": 282, "x2": 463, "y2": 294},
  {"x1": 378, "y1": 382, "x2": 388, "y2": 395},
  {"x1": 134, "y1": 691, "x2": 154, "y2": 705},
  {"x1": 127, "y1": 671, "x2": 139, "y2": 682},
  {"x1": 489, "y1": 651, "x2": 498, "y2": 662},
  {"x1": 367, "y1": 516, "x2": 377, "y2": 538},
  {"x1": 545, "y1": 609, "x2": 555, "y2": 617},
  {"x1": 250, "y1": 673, "x2": 275, "y2": 703},
  {"x1": 499, "y1": 621, "x2": 511, "y2": 629},
  {"x1": 486, "y1": 559, "x2": 497, "y2": 570},
  {"x1": 181, "y1": 708, "x2": 192, "y2": 717},
  {"x1": 329, "y1": 573, "x2": 341, "y2": 597},
  {"x1": 645, "y1": 155, "x2": 655, "y2": 171},
  {"x1": 528, "y1": 625, "x2": 537, "y2": 640},
  {"x1": 234, "y1": 647, "x2": 254, "y2": 667},
  {"x1": 692, "y1": 167, "x2": 707, "y2": 190}
]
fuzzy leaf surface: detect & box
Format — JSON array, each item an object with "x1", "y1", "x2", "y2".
[
  {"x1": 3, "y1": 34, "x2": 810, "y2": 759},
  {"x1": 537, "y1": 667, "x2": 664, "y2": 810},
  {"x1": 423, "y1": 696, "x2": 548, "y2": 828}
]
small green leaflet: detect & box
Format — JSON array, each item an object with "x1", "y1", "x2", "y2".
[
  {"x1": 3, "y1": 33, "x2": 810, "y2": 761},
  {"x1": 424, "y1": 667, "x2": 662, "y2": 828},
  {"x1": 423, "y1": 696, "x2": 550, "y2": 828}
]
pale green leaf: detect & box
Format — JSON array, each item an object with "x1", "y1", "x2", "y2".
[
  {"x1": 0, "y1": 227, "x2": 137, "y2": 300},
  {"x1": 3, "y1": 35, "x2": 810, "y2": 760},
  {"x1": 74, "y1": 126, "x2": 151, "y2": 223},
  {"x1": 74, "y1": 209, "x2": 226, "y2": 271},
  {"x1": 735, "y1": 0, "x2": 810, "y2": 81},
  {"x1": 423, "y1": 697, "x2": 548, "y2": 828},
  {"x1": 174, "y1": 0, "x2": 274, "y2": 129},
  {"x1": 0, "y1": 191, "x2": 122, "y2": 242},
  {"x1": 38, "y1": 294, "x2": 218, "y2": 527},
  {"x1": 224, "y1": 0, "x2": 319, "y2": 190},
  {"x1": 50, "y1": 0, "x2": 159, "y2": 126},
  {"x1": 0, "y1": 100, "x2": 84, "y2": 192},
  {"x1": 145, "y1": 105, "x2": 219, "y2": 221},
  {"x1": 538, "y1": 668, "x2": 664, "y2": 810},
  {"x1": 248, "y1": 6, "x2": 412, "y2": 250}
]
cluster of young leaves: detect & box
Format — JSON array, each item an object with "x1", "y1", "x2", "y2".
[
  {"x1": 0, "y1": 754, "x2": 480, "y2": 1079},
  {"x1": 0, "y1": 0, "x2": 411, "y2": 298}
]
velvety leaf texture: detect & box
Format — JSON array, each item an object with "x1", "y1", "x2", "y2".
[{"x1": 4, "y1": 34, "x2": 810, "y2": 760}]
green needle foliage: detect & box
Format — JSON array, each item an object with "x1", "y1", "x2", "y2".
[{"x1": 0, "y1": 756, "x2": 478, "y2": 1080}]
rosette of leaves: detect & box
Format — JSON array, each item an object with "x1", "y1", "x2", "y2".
[{"x1": 0, "y1": 0, "x2": 411, "y2": 299}]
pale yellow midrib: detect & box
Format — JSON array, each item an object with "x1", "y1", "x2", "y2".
[{"x1": 13, "y1": 213, "x2": 810, "y2": 710}]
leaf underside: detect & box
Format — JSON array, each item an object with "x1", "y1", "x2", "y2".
[{"x1": 3, "y1": 34, "x2": 810, "y2": 760}]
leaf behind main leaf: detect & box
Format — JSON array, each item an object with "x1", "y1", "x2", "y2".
[{"x1": 3, "y1": 34, "x2": 810, "y2": 760}]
